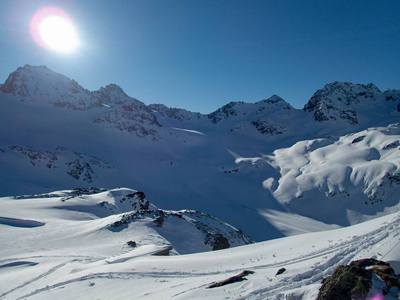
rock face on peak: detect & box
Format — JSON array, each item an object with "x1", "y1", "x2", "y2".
[
  {"x1": 255, "y1": 94, "x2": 293, "y2": 109},
  {"x1": 0, "y1": 65, "x2": 92, "y2": 110},
  {"x1": 208, "y1": 101, "x2": 245, "y2": 124},
  {"x1": 303, "y1": 81, "x2": 396, "y2": 124},
  {"x1": 149, "y1": 103, "x2": 204, "y2": 122},
  {"x1": 92, "y1": 87, "x2": 163, "y2": 140},
  {"x1": 6, "y1": 145, "x2": 115, "y2": 185},
  {"x1": 92, "y1": 83, "x2": 131, "y2": 105},
  {"x1": 206, "y1": 95, "x2": 292, "y2": 124},
  {"x1": 384, "y1": 89, "x2": 400, "y2": 112}
]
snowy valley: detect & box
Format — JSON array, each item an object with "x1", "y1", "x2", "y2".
[{"x1": 1, "y1": 65, "x2": 400, "y2": 299}]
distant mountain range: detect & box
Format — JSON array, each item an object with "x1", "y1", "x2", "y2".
[{"x1": 1, "y1": 64, "x2": 399, "y2": 242}]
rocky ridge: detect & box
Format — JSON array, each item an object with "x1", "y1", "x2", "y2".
[
  {"x1": 2, "y1": 65, "x2": 400, "y2": 141},
  {"x1": 54, "y1": 187, "x2": 254, "y2": 253}
]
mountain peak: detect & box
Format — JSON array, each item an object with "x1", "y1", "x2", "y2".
[
  {"x1": 93, "y1": 84, "x2": 135, "y2": 106},
  {"x1": 303, "y1": 81, "x2": 386, "y2": 123},
  {"x1": 0, "y1": 64, "x2": 91, "y2": 110},
  {"x1": 102, "y1": 83, "x2": 127, "y2": 96},
  {"x1": 256, "y1": 94, "x2": 292, "y2": 109}
]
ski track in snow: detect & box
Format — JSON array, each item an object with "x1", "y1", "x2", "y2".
[
  {"x1": 242, "y1": 224, "x2": 395, "y2": 299},
  {"x1": 0, "y1": 256, "x2": 102, "y2": 299},
  {"x1": 2, "y1": 214, "x2": 398, "y2": 299}
]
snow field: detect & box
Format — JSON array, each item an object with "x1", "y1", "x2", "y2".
[{"x1": 0, "y1": 190, "x2": 399, "y2": 299}]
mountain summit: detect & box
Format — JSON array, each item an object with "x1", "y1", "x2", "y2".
[{"x1": 304, "y1": 81, "x2": 400, "y2": 124}]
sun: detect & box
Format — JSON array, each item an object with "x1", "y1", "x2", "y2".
[{"x1": 30, "y1": 7, "x2": 80, "y2": 53}]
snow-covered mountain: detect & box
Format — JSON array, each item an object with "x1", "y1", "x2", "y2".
[
  {"x1": 1, "y1": 65, "x2": 400, "y2": 299},
  {"x1": 304, "y1": 81, "x2": 400, "y2": 125},
  {"x1": 2, "y1": 187, "x2": 252, "y2": 255},
  {"x1": 1, "y1": 65, "x2": 400, "y2": 242}
]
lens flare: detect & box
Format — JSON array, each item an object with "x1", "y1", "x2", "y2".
[
  {"x1": 371, "y1": 293, "x2": 384, "y2": 300},
  {"x1": 30, "y1": 7, "x2": 79, "y2": 53}
]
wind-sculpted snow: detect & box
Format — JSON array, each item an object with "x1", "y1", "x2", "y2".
[
  {"x1": 0, "y1": 216, "x2": 45, "y2": 228},
  {"x1": 264, "y1": 124, "x2": 400, "y2": 227}
]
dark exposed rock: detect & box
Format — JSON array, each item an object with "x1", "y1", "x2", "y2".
[
  {"x1": 8, "y1": 145, "x2": 113, "y2": 183},
  {"x1": 207, "y1": 270, "x2": 255, "y2": 289},
  {"x1": 109, "y1": 208, "x2": 253, "y2": 250},
  {"x1": 208, "y1": 101, "x2": 243, "y2": 123},
  {"x1": 276, "y1": 268, "x2": 286, "y2": 276},
  {"x1": 66, "y1": 159, "x2": 94, "y2": 182},
  {"x1": 154, "y1": 216, "x2": 164, "y2": 227},
  {"x1": 371, "y1": 265, "x2": 400, "y2": 289},
  {"x1": 127, "y1": 241, "x2": 137, "y2": 247},
  {"x1": 152, "y1": 245, "x2": 173, "y2": 256},
  {"x1": 317, "y1": 258, "x2": 400, "y2": 300},
  {"x1": 382, "y1": 140, "x2": 400, "y2": 150},
  {"x1": 351, "y1": 135, "x2": 366, "y2": 144},
  {"x1": 149, "y1": 103, "x2": 203, "y2": 121},
  {"x1": 224, "y1": 168, "x2": 239, "y2": 174},
  {"x1": 303, "y1": 81, "x2": 383, "y2": 124},
  {"x1": 251, "y1": 120, "x2": 286, "y2": 135},
  {"x1": 205, "y1": 233, "x2": 230, "y2": 251}
]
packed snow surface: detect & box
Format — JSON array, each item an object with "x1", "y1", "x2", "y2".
[{"x1": 0, "y1": 189, "x2": 399, "y2": 299}]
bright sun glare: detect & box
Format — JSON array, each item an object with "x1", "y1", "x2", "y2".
[{"x1": 30, "y1": 7, "x2": 80, "y2": 53}]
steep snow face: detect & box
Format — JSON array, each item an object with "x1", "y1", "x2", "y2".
[
  {"x1": 0, "y1": 65, "x2": 92, "y2": 110},
  {"x1": 264, "y1": 123, "x2": 400, "y2": 226},
  {"x1": 304, "y1": 81, "x2": 400, "y2": 125}
]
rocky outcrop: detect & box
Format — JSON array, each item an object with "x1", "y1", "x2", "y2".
[
  {"x1": 207, "y1": 270, "x2": 255, "y2": 288},
  {"x1": 251, "y1": 120, "x2": 286, "y2": 135},
  {"x1": 304, "y1": 82, "x2": 385, "y2": 124},
  {"x1": 149, "y1": 103, "x2": 203, "y2": 121},
  {"x1": 317, "y1": 258, "x2": 400, "y2": 300},
  {"x1": 8, "y1": 145, "x2": 113, "y2": 183},
  {"x1": 109, "y1": 207, "x2": 253, "y2": 251},
  {"x1": 208, "y1": 101, "x2": 244, "y2": 123}
]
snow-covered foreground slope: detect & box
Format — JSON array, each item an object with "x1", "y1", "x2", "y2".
[{"x1": 0, "y1": 189, "x2": 399, "y2": 299}]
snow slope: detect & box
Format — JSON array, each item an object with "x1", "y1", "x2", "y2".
[
  {"x1": 0, "y1": 190, "x2": 399, "y2": 299},
  {"x1": 261, "y1": 123, "x2": 400, "y2": 228}
]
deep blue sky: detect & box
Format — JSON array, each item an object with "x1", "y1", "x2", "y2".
[{"x1": 1, "y1": 0, "x2": 399, "y2": 113}]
